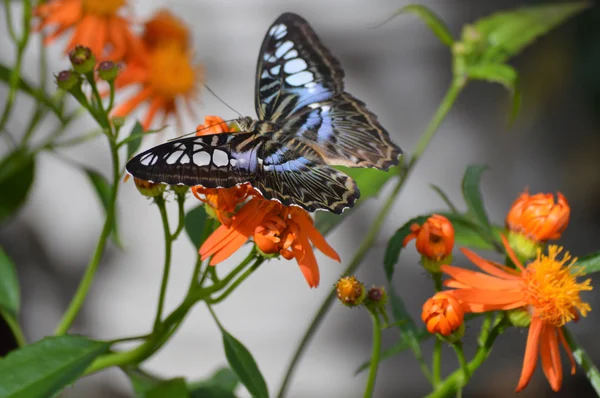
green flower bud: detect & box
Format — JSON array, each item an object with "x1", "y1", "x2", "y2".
[
  {"x1": 97, "y1": 61, "x2": 120, "y2": 81},
  {"x1": 507, "y1": 308, "x2": 532, "y2": 328},
  {"x1": 171, "y1": 185, "x2": 190, "y2": 196},
  {"x1": 134, "y1": 177, "x2": 166, "y2": 197},
  {"x1": 69, "y1": 45, "x2": 96, "y2": 74},
  {"x1": 111, "y1": 116, "x2": 126, "y2": 128},
  {"x1": 55, "y1": 70, "x2": 81, "y2": 91}
]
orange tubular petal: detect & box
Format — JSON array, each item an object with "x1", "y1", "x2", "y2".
[
  {"x1": 558, "y1": 327, "x2": 577, "y2": 375},
  {"x1": 112, "y1": 86, "x2": 153, "y2": 118},
  {"x1": 459, "y1": 248, "x2": 520, "y2": 280},
  {"x1": 294, "y1": 211, "x2": 340, "y2": 261},
  {"x1": 548, "y1": 326, "x2": 563, "y2": 391},
  {"x1": 292, "y1": 234, "x2": 320, "y2": 288},
  {"x1": 516, "y1": 317, "x2": 544, "y2": 392},
  {"x1": 440, "y1": 265, "x2": 521, "y2": 290},
  {"x1": 143, "y1": 97, "x2": 164, "y2": 131},
  {"x1": 450, "y1": 288, "x2": 527, "y2": 309},
  {"x1": 501, "y1": 234, "x2": 525, "y2": 272}
]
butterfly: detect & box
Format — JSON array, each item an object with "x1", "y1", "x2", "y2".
[{"x1": 126, "y1": 12, "x2": 401, "y2": 214}]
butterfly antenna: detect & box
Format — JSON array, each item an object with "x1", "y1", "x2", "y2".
[{"x1": 204, "y1": 84, "x2": 244, "y2": 118}]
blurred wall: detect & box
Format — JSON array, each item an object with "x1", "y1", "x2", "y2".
[{"x1": 1, "y1": 0, "x2": 599, "y2": 397}]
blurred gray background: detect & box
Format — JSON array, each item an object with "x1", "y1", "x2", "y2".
[{"x1": 1, "y1": 0, "x2": 599, "y2": 396}]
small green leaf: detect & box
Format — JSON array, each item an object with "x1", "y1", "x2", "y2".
[
  {"x1": 84, "y1": 168, "x2": 121, "y2": 247},
  {"x1": 430, "y1": 184, "x2": 459, "y2": 213},
  {"x1": 0, "y1": 247, "x2": 19, "y2": 317},
  {"x1": 316, "y1": 165, "x2": 401, "y2": 235},
  {"x1": 0, "y1": 150, "x2": 35, "y2": 223},
  {"x1": 466, "y1": 63, "x2": 521, "y2": 123},
  {"x1": 185, "y1": 205, "x2": 208, "y2": 249},
  {"x1": 222, "y1": 330, "x2": 268, "y2": 398},
  {"x1": 0, "y1": 63, "x2": 65, "y2": 121},
  {"x1": 442, "y1": 213, "x2": 503, "y2": 251},
  {"x1": 384, "y1": 215, "x2": 430, "y2": 281},
  {"x1": 123, "y1": 366, "x2": 163, "y2": 395},
  {"x1": 474, "y1": 2, "x2": 590, "y2": 63},
  {"x1": 578, "y1": 251, "x2": 600, "y2": 275},
  {"x1": 461, "y1": 165, "x2": 492, "y2": 231},
  {"x1": 0, "y1": 335, "x2": 110, "y2": 398},
  {"x1": 146, "y1": 378, "x2": 189, "y2": 398},
  {"x1": 562, "y1": 327, "x2": 600, "y2": 396},
  {"x1": 126, "y1": 122, "x2": 144, "y2": 159},
  {"x1": 188, "y1": 368, "x2": 239, "y2": 398},
  {"x1": 386, "y1": 5, "x2": 454, "y2": 47},
  {"x1": 388, "y1": 285, "x2": 422, "y2": 368}
]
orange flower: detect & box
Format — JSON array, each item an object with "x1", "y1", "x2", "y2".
[
  {"x1": 441, "y1": 236, "x2": 592, "y2": 392},
  {"x1": 142, "y1": 10, "x2": 189, "y2": 51},
  {"x1": 199, "y1": 197, "x2": 340, "y2": 288},
  {"x1": 421, "y1": 292, "x2": 464, "y2": 337},
  {"x1": 506, "y1": 191, "x2": 570, "y2": 242},
  {"x1": 403, "y1": 215, "x2": 454, "y2": 272},
  {"x1": 112, "y1": 11, "x2": 202, "y2": 130},
  {"x1": 336, "y1": 276, "x2": 366, "y2": 307},
  {"x1": 34, "y1": 0, "x2": 142, "y2": 61}
]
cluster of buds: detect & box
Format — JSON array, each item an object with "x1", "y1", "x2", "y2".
[{"x1": 55, "y1": 45, "x2": 120, "y2": 92}]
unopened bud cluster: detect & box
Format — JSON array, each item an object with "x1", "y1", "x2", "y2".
[{"x1": 55, "y1": 46, "x2": 120, "y2": 94}]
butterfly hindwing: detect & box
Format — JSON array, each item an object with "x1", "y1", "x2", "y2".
[
  {"x1": 255, "y1": 13, "x2": 344, "y2": 122},
  {"x1": 126, "y1": 133, "x2": 263, "y2": 188}
]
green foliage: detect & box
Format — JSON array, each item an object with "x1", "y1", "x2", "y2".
[
  {"x1": 384, "y1": 215, "x2": 429, "y2": 281},
  {"x1": 188, "y1": 368, "x2": 239, "y2": 398},
  {"x1": 386, "y1": 5, "x2": 454, "y2": 46},
  {"x1": 145, "y1": 378, "x2": 190, "y2": 398},
  {"x1": 185, "y1": 205, "x2": 208, "y2": 248},
  {"x1": 0, "y1": 336, "x2": 110, "y2": 398},
  {"x1": 578, "y1": 251, "x2": 600, "y2": 275},
  {"x1": 0, "y1": 149, "x2": 35, "y2": 223},
  {"x1": 0, "y1": 245, "x2": 20, "y2": 340},
  {"x1": 126, "y1": 121, "x2": 145, "y2": 159},
  {"x1": 221, "y1": 329, "x2": 268, "y2": 398}
]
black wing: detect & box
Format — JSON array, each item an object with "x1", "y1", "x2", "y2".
[
  {"x1": 255, "y1": 12, "x2": 344, "y2": 122},
  {"x1": 125, "y1": 133, "x2": 264, "y2": 188}
]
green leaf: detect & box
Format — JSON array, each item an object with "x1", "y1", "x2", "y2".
[
  {"x1": 84, "y1": 168, "x2": 121, "y2": 247},
  {"x1": 578, "y1": 251, "x2": 600, "y2": 275},
  {"x1": 0, "y1": 247, "x2": 19, "y2": 317},
  {"x1": 474, "y1": 2, "x2": 590, "y2": 63},
  {"x1": 430, "y1": 184, "x2": 459, "y2": 213},
  {"x1": 123, "y1": 366, "x2": 163, "y2": 395},
  {"x1": 0, "y1": 149, "x2": 35, "y2": 223},
  {"x1": 316, "y1": 165, "x2": 401, "y2": 235},
  {"x1": 188, "y1": 368, "x2": 239, "y2": 398},
  {"x1": 145, "y1": 378, "x2": 189, "y2": 398},
  {"x1": 222, "y1": 330, "x2": 268, "y2": 398},
  {"x1": 0, "y1": 64, "x2": 65, "y2": 121},
  {"x1": 562, "y1": 327, "x2": 600, "y2": 396},
  {"x1": 126, "y1": 122, "x2": 144, "y2": 159},
  {"x1": 388, "y1": 285, "x2": 422, "y2": 368},
  {"x1": 185, "y1": 205, "x2": 208, "y2": 249},
  {"x1": 461, "y1": 165, "x2": 492, "y2": 230},
  {"x1": 442, "y1": 212, "x2": 503, "y2": 251},
  {"x1": 384, "y1": 215, "x2": 430, "y2": 281},
  {"x1": 0, "y1": 335, "x2": 110, "y2": 398},
  {"x1": 386, "y1": 5, "x2": 454, "y2": 46}
]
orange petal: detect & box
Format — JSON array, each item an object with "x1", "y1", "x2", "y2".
[
  {"x1": 558, "y1": 327, "x2": 577, "y2": 375},
  {"x1": 516, "y1": 317, "x2": 543, "y2": 392},
  {"x1": 450, "y1": 288, "x2": 526, "y2": 310},
  {"x1": 143, "y1": 97, "x2": 164, "y2": 131},
  {"x1": 440, "y1": 265, "x2": 521, "y2": 290},
  {"x1": 292, "y1": 234, "x2": 320, "y2": 288},
  {"x1": 459, "y1": 248, "x2": 520, "y2": 280},
  {"x1": 293, "y1": 210, "x2": 340, "y2": 261},
  {"x1": 112, "y1": 86, "x2": 153, "y2": 118},
  {"x1": 501, "y1": 234, "x2": 525, "y2": 272},
  {"x1": 544, "y1": 325, "x2": 563, "y2": 392}
]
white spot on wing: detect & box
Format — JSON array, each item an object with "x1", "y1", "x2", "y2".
[
  {"x1": 166, "y1": 151, "x2": 184, "y2": 165},
  {"x1": 211, "y1": 136, "x2": 219, "y2": 146},
  {"x1": 269, "y1": 65, "x2": 281, "y2": 75},
  {"x1": 285, "y1": 71, "x2": 314, "y2": 86},
  {"x1": 269, "y1": 24, "x2": 287, "y2": 39},
  {"x1": 140, "y1": 154, "x2": 152, "y2": 166},
  {"x1": 150, "y1": 155, "x2": 158, "y2": 165},
  {"x1": 230, "y1": 158, "x2": 238, "y2": 167},
  {"x1": 283, "y1": 50, "x2": 298, "y2": 60},
  {"x1": 180, "y1": 154, "x2": 190, "y2": 164},
  {"x1": 275, "y1": 41, "x2": 294, "y2": 58},
  {"x1": 284, "y1": 59, "x2": 307, "y2": 74},
  {"x1": 212, "y1": 150, "x2": 229, "y2": 167},
  {"x1": 193, "y1": 151, "x2": 211, "y2": 166}
]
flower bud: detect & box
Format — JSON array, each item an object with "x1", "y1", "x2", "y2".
[
  {"x1": 422, "y1": 292, "x2": 464, "y2": 340},
  {"x1": 69, "y1": 45, "x2": 96, "y2": 74},
  {"x1": 404, "y1": 214, "x2": 454, "y2": 273},
  {"x1": 171, "y1": 184, "x2": 189, "y2": 196},
  {"x1": 97, "y1": 60, "x2": 119, "y2": 81},
  {"x1": 507, "y1": 308, "x2": 532, "y2": 328},
  {"x1": 111, "y1": 116, "x2": 126, "y2": 128},
  {"x1": 55, "y1": 70, "x2": 81, "y2": 91},
  {"x1": 336, "y1": 276, "x2": 366, "y2": 307},
  {"x1": 134, "y1": 177, "x2": 165, "y2": 197}
]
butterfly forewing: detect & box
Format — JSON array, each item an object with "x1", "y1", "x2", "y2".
[
  {"x1": 255, "y1": 13, "x2": 344, "y2": 122},
  {"x1": 126, "y1": 133, "x2": 262, "y2": 188}
]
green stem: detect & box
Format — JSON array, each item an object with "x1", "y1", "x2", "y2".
[
  {"x1": 85, "y1": 73, "x2": 111, "y2": 130},
  {"x1": 432, "y1": 339, "x2": 442, "y2": 387},
  {"x1": 171, "y1": 194, "x2": 187, "y2": 240},
  {"x1": 451, "y1": 342, "x2": 470, "y2": 389},
  {"x1": 54, "y1": 136, "x2": 120, "y2": 335},
  {"x1": 363, "y1": 309, "x2": 382, "y2": 398},
  {"x1": 206, "y1": 258, "x2": 264, "y2": 304},
  {"x1": 563, "y1": 327, "x2": 600, "y2": 396},
  {"x1": 153, "y1": 196, "x2": 172, "y2": 331},
  {"x1": 2, "y1": 312, "x2": 26, "y2": 347},
  {"x1": 277, "y1": 78, "x2": 466, "y2": 398},
  {"x1": 107, "y1": 81, "x2": 116, "y2": 113},
  {"x1": 426, "y1": 320, "x2": 507, "y2": 398}
]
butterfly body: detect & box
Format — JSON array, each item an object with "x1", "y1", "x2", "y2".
[{"x1": 127, "y1": 13, "x2": 401, "y2": 214}]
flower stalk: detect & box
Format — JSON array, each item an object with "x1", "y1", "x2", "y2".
[{"x1": 363, "y1": 308, "x2": 382, "y2": 398}]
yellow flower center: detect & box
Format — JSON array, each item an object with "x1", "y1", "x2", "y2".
[
  {"x1": 523, "y1": 245, "x2": 592, "y2": 326},
  {"x1": 83, "y1": 0, "x2": 125, "y2": 16},
  {"x1": 149, "y1": 44, "x2": 197, "y2": 99}
]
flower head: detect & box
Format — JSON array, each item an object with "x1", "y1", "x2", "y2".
[
  {"x1": 506, "y1": 191, "x2": 570, "y2": 242},
  {"x1": 403, "y1": 214, "x2": 454, "y2": 272},
  {"x1": 441, "y1": 236, "x2": 592, "y2": 391},
  {"x1": 199, "y1": 197, "x2": 340, "y2": 288},
  {"x1": 143, "y1": 10, "x2": 189, "y2": 51},
  {"x1": 112, "y1": 11, "x2": 202, "y2": 130},
  {"x1": 336, "y1": 276, "x2": 366, "y2": 307},
  {"x1": 34, "y1": 0, "x2": 142, "y2": 61},
  {"x1": 421, "y1": 292, "x2": 464, "y2": 338}
]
